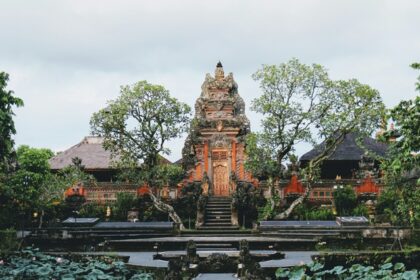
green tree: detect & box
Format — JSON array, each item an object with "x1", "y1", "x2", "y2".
[
  {"x1": 246, "y1": 58, "x2": 385, "y2": 219},
  {"x1": 90, "y1": 81, "x2": 191, "y2": 229},
  {"x1": 333, "y1": 186, "x2": 357, "y2": 216},
  {"x1": 0, "y1": 146, "x2": 56, "y2": 228},
  {"x1": 0, "y1": 72, "x2": 23, "y2": 173},
  {"x1": 380, "y1": 63, "x2": 420, "y2": 227}
]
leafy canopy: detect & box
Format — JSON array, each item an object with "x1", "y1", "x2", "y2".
[
  {"x1": 0, "y1": 72, "x2": 24, "y2": 173},
  {"x1": 379, "y1": 63, "x2": 420, "y2": 227},
  {"x1": 246, "y1": 58, "x2": 385, "y2": 180},
  {"x1": 90, "y1": 80, "x2": 191, "y2": 185}
]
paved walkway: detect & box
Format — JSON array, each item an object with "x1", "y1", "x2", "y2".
[
  {"x1": 194, "y1": 273, "x2": 237, "y2": 279},
  {"x1": 113, "y1": 236, "x2": 313, "y2": 242},
  {"x1": 112, "y1": 251, "x2": 317, "y2": 268}
]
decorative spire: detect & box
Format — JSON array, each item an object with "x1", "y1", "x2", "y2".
[{"x1": 215, "y1": 61, "x2": 224, "y2": 80}]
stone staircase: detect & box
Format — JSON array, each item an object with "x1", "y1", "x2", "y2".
[{"x1": 199, "y1": 197, "x2": 238, "y2": 230}]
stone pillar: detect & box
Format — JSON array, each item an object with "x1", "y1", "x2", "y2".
[
  {"x1": 204, "y1": 141, "x2": 209, "y2": 174},
  {"x1": 231, "y1": 141, "x2": 236, "y2": 172}
]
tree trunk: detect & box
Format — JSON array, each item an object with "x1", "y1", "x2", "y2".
[
  {"x1": 273, "y1": 133, "x2": 347, "y2": 220},
  {"x1": 261, "y1": 177, "x2": 276, "y2": 220},
  {"x1": 38, "y1": 210, "x2": 45, "y2": 229},
  {"x1": 274, "y1": 182, "x2": 312, "y2": 220},
  {"x1": 148, "y1": 191, "x2": 185, "y2": 230}
]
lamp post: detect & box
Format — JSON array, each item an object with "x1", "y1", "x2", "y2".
[
  {"x1": 153, "y1": 242, "x2": 160, "y2": 259},
  {"x1": 106, "y1": 206, "x2": 111, "y2": 221}
]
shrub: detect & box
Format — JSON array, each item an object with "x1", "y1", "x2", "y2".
[
  {"x1": 78, "y1": 203, "x2": 108, "y2": 220},
  {"x1": 113, "y1": 192, "x2": 137, "y2": 221},
  {"x1": 172, "y1": 182, "x2": 202, "y2": 228},
  {"x1": 352, "y1": 204, "x2": 369, "y2": 217},
  {"x1": 232, "y1": 182, "x2": 266, "y2": 228},
  {"x1": 0, "y1": 229, "x2": 18, "y2": 256},
  {"x1": 290, "y1": 204, "x2": 335, "y2": 220},
  {"x1": 333, "y1": 186, "x2": 357, "y2": 216}
]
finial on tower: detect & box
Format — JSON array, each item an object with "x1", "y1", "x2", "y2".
[{"x1": 215, "y1": 61, "x2": 224, "y2": 80}]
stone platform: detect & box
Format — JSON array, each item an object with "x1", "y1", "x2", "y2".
[{"x1": 106, "y1": 236, "x2": 317, "y2": 251}]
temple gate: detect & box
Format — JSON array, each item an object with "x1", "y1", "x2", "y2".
[{"x1": 182, "y1": 62, "x2": 253, "y2": 196}]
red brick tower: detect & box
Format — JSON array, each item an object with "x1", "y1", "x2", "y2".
[{"x1": 182, "y1": 62, "x2": 252, "y2": 196}]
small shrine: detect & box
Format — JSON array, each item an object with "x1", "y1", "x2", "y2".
[{"x1": 182, "y1": 62, "x2": 253, "y2": 196}]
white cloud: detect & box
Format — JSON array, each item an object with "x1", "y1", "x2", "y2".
[{"x1": 1, "y1": 0, "x2": 419, "y2": 161}]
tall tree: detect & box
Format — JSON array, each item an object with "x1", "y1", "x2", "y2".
[
  {"x1": 246, "y1": 58, "x2": 385, "y2": 219},
  {"x1": 380, "y1": 63, "x2": 420, "y2": 226},
  {"x1": 0, "y1": 145, "x2": 56, "y2": 228},
  {"x1": 91, "y1": 81, "x2": 191, "y2": 229},
  {"x1": 0, "y1": 72, "x2": 24, "y2": 173}
]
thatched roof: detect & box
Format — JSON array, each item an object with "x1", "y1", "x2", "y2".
[
  {"x1": 49, "y1": 137, "x2": 116, "y2": 170},
  {"x1": 49, "y1": 136, "x2": 171, "y2": 170},
  {"x1": 300, "y1": 133, "x2": 388, "y2": 162}
]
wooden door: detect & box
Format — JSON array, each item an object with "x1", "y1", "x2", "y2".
[{"x1": 213, "y1": 162, "x2": 229, "y2": 196}]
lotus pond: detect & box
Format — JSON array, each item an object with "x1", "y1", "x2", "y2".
[{"x1": 0, "y1": 248, "x2": 156, "y2": 280}]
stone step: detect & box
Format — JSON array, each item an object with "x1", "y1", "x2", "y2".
[
  {"x1": 203, "y1": 222, "x2": 233, "y2": 226},
  {"x1": 206, "y1": 203, "x2": 231, "y2": 207},
  {"x1": 198, "y1": 225, "x2": 239, "y2": 230},
  {"x1": 206, "y1": 206, "x2": 231, "y2": 210},
  {"x1": 204, "y1": 219, "x2": 232, "y2": 225},
  {"x1": 196, "y1": 243, "x2": 233, "y2": 247},
  {"x1": 197, "y1": 248, "x2": 237, "y2": 251},
  {"x1": 205, "y1": 215, "x2": 230, "y2": 219},
  {"x1": 205, "y1": 215, "x2": 231, "y2": 220},
  {"x1": 207, "y1": 202, "x2": 231, "y2": 206},
  {"x1": 261, "y1": 232, "x2": 340, "y2": 237},
  {"x1": 182, "y1": 229, "x2": 251, "y2": 235},
  {"x1": 208, "y1": 197, "x2": 231, "y2": 201},
  {"x1": 207, "y1": 201, "x2": 231, "y2": 205}
]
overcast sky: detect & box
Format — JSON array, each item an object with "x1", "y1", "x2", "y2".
[{"x1": 1, "y1": 0, "x2": 419, "y2": 162}]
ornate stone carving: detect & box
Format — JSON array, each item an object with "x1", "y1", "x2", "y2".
[{"x1": 210, "y1": 133, "x2": 230, "y2": 148}]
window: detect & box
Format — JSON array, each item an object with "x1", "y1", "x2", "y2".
[
  {"x1": 313, "y1": 191, "x2": 318, "y2": 197},
  {"x1": 326, "y1": 191, "x2": 331, "y2": 197},
  {"x1": 319, "y1": 191, "x2": 324, "y2": 197}
]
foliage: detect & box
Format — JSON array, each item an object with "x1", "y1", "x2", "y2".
[
  {"x1": 380, "y1": 64, "x2": 420, "y2": 227},
  {"x1": 58, "y1": 157, "x2": 96, "y2": 187},
  {"x1": 0, "y1": 229, "x2": 18, "y2": 256},
  {"x1": 246, "y1": 58, "x2": 385, "y2": 219},
  {"x1": 172, "y1": 182, "x2": 202, "y2": 227},
  {"x1": 290, "y1": 204, "x2": 335, "y2": 220},
  {"x1": 113, "y1": 193, "x2": 137, "y2": 221},
  {"x1": 333, "y1": 186, "x2": 357, "y2": 216},
  {"x1": 0, "y1": 72, "x2": 24, "y2": 173},
  {"x1": 275, "y1": 261, "x2": 419, "y2": 280},
  {"x1": 136, "y1": 194, "x2": 168, "y2": 222},
  {"x1": 0, "y1": 145, "x2": 58, "y2": 228},
  {"x1": 90, "y1": 80, "x2": 191, "y2": 228},
  {"x1": 352, "y1": 204, "x2": 369, "y2": 217},
  {"x1": 232, "y1": 182, "x2": 266, "y2": 227},
  {"x1": 0, "y1": 248, "x2": 154, "y2": 279},
  {"x1": 90, "y1": 80, "x2": 191, "y2": 174},
  {"x1": 78, "y1": 203, "x2": 108, "y2": 220}
]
